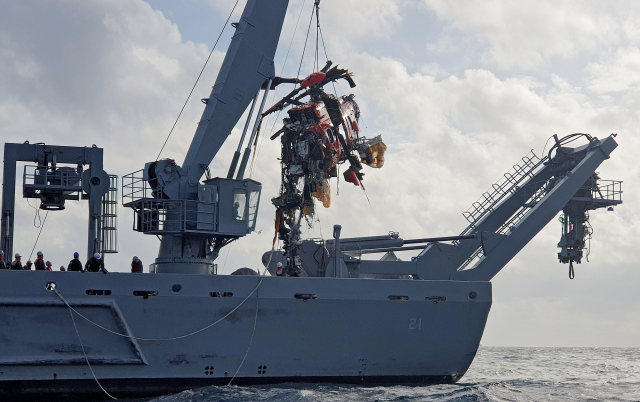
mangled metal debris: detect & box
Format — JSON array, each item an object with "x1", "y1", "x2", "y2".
[{"x1": 263, "y1": 61, "x2": 386, "y2": 275}]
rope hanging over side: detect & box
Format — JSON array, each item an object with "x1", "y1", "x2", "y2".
[
  {"x1": 53, "y1": 265, "x2": 269, "y2": 342},
  {"x1": 67, "y1": 305, "x2": 118, "y2": 400},
  {"x1": 29, "y1": 210, "x2": 48, "y2": 261}
]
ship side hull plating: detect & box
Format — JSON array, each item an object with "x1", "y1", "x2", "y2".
[{"x1": 0, "y1": 271, "x2": 491, "y2": 399}]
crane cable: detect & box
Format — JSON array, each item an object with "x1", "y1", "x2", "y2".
[
  {"x1": 156, "y1": 0, "x2": 241, "y2": 161},
  {"x1": 248, "y1": 0, "x2": 312, "y2": 177}
]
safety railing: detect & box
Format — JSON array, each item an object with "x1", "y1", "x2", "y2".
[
  {"x1": 130, "y1": 198, "x2": 217, "y2": 235},
  {"x1": 460, "y1": 151, "x2": 546, "y2": 236},
  {"x1": 590, "y1": 180, "x2": 623, "y2": 201},
  {"x1": 23, "y1": 165, "x2": 83, "y2": 192},
  {"x1": 122, "y1": 169, "x2": 159, "y2": 205}
]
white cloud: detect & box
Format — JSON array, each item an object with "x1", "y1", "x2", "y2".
[
  {"x1": 422, "y1": 0, "x2": 640, "y2": 69},
  {"x1": 586, "y1": 46, "x2": 640, "y2": 93}
]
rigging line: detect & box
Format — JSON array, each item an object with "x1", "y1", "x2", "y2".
[
  {"x1": 249, "y1": 0, "x2": 309, "y2": 177},
  {"x1": 228, "y1": 244, "x2": 278, "y2": 385},
  {"x1": 538, "y1": 135, "x2": 555, "y2": 160},
  {"x1": 221, "y1": 241, "x2": 232, "y2": 275},
  {"x1": 52, "y1": 270, "x2": 266, "y2": 341},
  {"x1": 67, "y1": 306, "x2": 117, "y2": 400},
  {"x1": 228, "y1": 286, "x2": 260, "y2": 386},
  {"x1": 295, "y1": 3, "x2": 316, "y2": 82},
  {"x1": 155, "y1": 0, "x2": 240, "y2": 161},
  {"x1": 29, "y1": 210, "x2": 48, "y2": 261},
  {"x1": 26, "y1": 198, "x2": 42, "y2": 228},
  {"x1": 317, "y1": 23, "x2": 338, "y2": 96},
  {"x1": 314, "y1": 4, "x2": 319, "y2": 71}
]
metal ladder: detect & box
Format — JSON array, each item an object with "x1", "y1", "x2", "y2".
[
  {"x1": 101, "y1": 175, "x2": 118, "y2": 253},
  {"x1": 456, "y1": 152, "x2": 547, "y2": 271},
  {"x1": 460, "y1": 151, "x2": 546, "y2": 236}
]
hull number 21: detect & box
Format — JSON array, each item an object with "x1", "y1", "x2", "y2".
[{"x1": 409, "y1": 318, "x2": 422, "y2": 330}]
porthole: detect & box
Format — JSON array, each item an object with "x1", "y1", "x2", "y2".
[
  {"x1": 468, "y1": 291, "x2": 478, "y2": 301},
  {"x1": 171, "y1": 284, "x2": 182, "y2": 294},
  {"x1": 45, "y1": 282, "x2": 57, "y2": 291}
]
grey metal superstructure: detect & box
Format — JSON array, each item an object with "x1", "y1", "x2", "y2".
[{"x1": 0, "y1": 0, "x2": 622, "y2": 399}]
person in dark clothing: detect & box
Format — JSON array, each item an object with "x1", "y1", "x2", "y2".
[
  {"x1": 45, "y1": 261, "x2": 53, "y2": 271},
  {"x1": 131, "y1": 256, "x2": 143, "y2": 273},
  {"x1": 0, "y1": 250, "x2": 6, "y2": 269},
  {"x1": 85, "y1": 253, "x2": 107, "y2": 274},
  {"x1": 59, "y1": 266, "x2": 65, "y2": 271},
  {"x1": 68, "y1": 252, "x2": 83, "y2": 272},
  {"x1": 34, "y1": 251, "x2": 46, "y2": 271},
  {"x1": 24, "y1": 260, "x2": 33, "y2": 270},
  {"x1": 10, "y1": 253, "x2": 23, "y2": 270}
]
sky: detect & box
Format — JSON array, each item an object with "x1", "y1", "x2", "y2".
[{"x1": 1, "y1": 0, "x2": 639, "y2": 347}]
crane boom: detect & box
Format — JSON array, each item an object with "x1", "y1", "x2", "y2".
[{"x1": 182, "y1": 0, "x2": 289, "y2": 181}]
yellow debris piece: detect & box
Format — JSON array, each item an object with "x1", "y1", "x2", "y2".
[
  {"x1": 312, "y1": 179, "x2": 331, "y2": 208},
  {"x1": 366, "y1": 141, "x2": 387, "y2": 168}
]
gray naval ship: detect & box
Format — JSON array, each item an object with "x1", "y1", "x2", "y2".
[{"x1": 0, "y1": 0, "x2": 623, "y2": 399}]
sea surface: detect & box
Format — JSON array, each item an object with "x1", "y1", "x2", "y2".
[{"x1": 140, "y1": 347, "x2": 640, "y2": 402}]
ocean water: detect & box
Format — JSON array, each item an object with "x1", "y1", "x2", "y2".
[{"x1": 143, "y1": 347, "x2": 640, "y2": 402}]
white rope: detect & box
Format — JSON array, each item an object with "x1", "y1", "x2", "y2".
[
  {"x1": 53, "y1": 271, "x2": 266, "y2": 342},
  {"x1": 67, "y1": 306, "x2": 117, "y2": 400},
  {"x1": 225, "y1": 247, "x2": 280, "y2": 385},
  {"x1": 228, "y1": 286, "x2": 260, "y2": 385}
]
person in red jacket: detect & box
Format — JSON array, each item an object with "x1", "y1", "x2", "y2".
[{"x1": 131, "y1": 256, "x2": 143, "y2": 273}]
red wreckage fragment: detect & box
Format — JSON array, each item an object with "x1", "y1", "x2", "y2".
[{"x1": 263, "y1": 62, "x2": 387, "y2": 275}]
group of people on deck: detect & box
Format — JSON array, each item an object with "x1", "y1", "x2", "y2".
[{"x1": 0, "y1": 250, "x2": 144, "y2": 273}]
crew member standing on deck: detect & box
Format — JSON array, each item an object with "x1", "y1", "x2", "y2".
[
  {"x1": 45, "y1": 261, "x2": 53, "y2": 271},
  {"x1": 0, "y1": 251, "x2": 6, "y2": 269},
  {"x1": 276, "y1": 262, "x2": 284, "y2": 276},
  {"x1": 131, "y1": 256, "x2": 143, "y2": 273},
  {"x1": 11, "y1": 253, "x2": 23, "y2": 270},
  {"x1": 68, "y1": 252, "x2": 83, "y2": 272},
  {"x1": 85, "y1": 253, "x2": 107, "y2": 273},
  {"x1": 24, "y1": 260, "x2": 33, "y2": 270},
  {"x1": 34, "y1": 251, "x2": 45, "y2": 271}
]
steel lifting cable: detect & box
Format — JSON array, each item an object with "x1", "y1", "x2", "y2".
[
  {"x1": 156, "y1": 0, "x2": 241, "y2": 161},
  {"x1": 249, "y1": 0, "x2": 310, "y2": 177},
  {"x1": 316, "y1": 4, "x2": 339, "y2": 97},
  {"x1": 296, "y1": 4, "x2": 316, "y2": 83}
]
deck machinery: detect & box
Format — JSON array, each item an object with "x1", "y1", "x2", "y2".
[{"x1": 0, "y1": 0, "x2": 623, "y2": 399}]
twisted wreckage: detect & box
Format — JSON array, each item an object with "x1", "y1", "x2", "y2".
[
  {"x1": 265, "y1": 62, "x2": 387, "y2": 276},
  {"x1": 0, "y1": 0, "x2": 622, "y2": 399}
]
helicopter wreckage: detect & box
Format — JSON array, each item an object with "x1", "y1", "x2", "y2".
[{"x1": 261, "y1": 62, "x2": 387, "y2": 276}]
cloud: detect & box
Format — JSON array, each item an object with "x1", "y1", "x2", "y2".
[
  {"x1": 586, "y1": 46, "x2": 640, "y2": 93},
  {"x1": 422, "y1": 0, "x2": 640, "y2": 69},
  {"x1": 0, "y1": 0, "x2": 225, "y2": 269}
]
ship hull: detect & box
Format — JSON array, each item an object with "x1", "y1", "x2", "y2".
[{"x1": 0, "y1": 271, "x2": 491, "y2": 399}]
